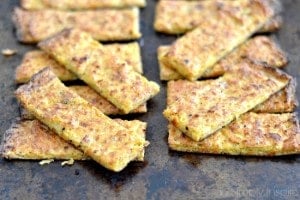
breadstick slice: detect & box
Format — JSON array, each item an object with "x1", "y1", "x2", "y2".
[
  {"x1": 39, "y1": 29, "x2": 159, "y2": 114},
  {"x1": 168, "y1": 112, "x2": 300, "y2": 156},
  {"x1": 15, "y1": 68, "x2": 148, "y2": 172},
  {"x1": 163, "y1": 62, "x2": 290, "y2": 141}
]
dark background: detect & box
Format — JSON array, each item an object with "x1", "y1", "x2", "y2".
[{"x1": 0, "y1": 0, "x2": 299, "y2": 199}]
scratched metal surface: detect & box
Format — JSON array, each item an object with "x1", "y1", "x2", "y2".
[{"x1": 0, "y1": 0, "x2": 299, "y2": 199}]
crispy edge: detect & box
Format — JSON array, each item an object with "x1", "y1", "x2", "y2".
[
  {"x1": 11, "y1": 7, "x2": 34, "y2": 43},
  {"x1": 21, "y1": 0, "x2": 146, "y2": 10},
  {"x1": 253, "y1": 79, "x2": 298, "y2": 113}
]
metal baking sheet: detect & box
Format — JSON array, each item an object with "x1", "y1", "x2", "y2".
[{"x1": 0, "y1": 0, "x2": 299, "y2": 199}]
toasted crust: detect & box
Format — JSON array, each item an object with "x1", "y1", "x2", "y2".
[
  {"x1": 21, "y1": 0, "x2": 146, "y2": 10},
  {"x1": 168, "y1": 112, "x2": 300, "y2": 156},
  {"x1": 15, "y1": 68, "x2": 148, "y2": 172},
  {"x1": 12, "y1": 7, "x2": 141, "y2": 43},
  {"x1": 20, "y1": 85, "x2": 147, "y2": 119},
  {"x1": 164, "y1": 62, "x2": 290, "y2": 141},
  {"x1": 69, "y1": 86, "x2": 147, "y2": 115},
  {"x1": 15, "y1": 42, "x2": 143, "y2": 83},
  {"x1": 39, "y1": 29, "x2": 159, "y2": 114},
  {"x1": 167, "y1": 78, "x2": 297, "y2": 114},
  {"x1": 163, "y1": 0, "x2": 274, "y2": 80},
  {"x1": 15, "y1": 51, "x2": 76, "y2": 83},
  {"x1": 0, "y1": 119, "x2": 147, "y2": 161},
  {"x1": 159, "y1": 36, "x2": 288, "y2": 80},
  {"x1": 260, "y1": 15, "x2": 283, "y2": 33},
  {"x1": 154, "y1": 0, "x2": 281, "y2": 34},
  {"x1": 253, "y1": 79, "x2": 298, "y2": 113}
]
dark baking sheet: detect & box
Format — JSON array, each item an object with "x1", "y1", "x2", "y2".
[{"x1": 0, "y1": 0, "x2": 299, "y2": 199}]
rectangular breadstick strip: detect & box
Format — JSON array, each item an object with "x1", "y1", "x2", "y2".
[
  {"x1": 15, "y1": 42, "x2": 143, "y2": 83},
  {"x1": 158, "y1": 36, "x2": 288, "y2": 81},
  {"x1": 19, "y1": 85, "x2": 148, "y2": 120},
  {"x1": 0, "y1": 119, "x2": 147, "y2": 161},
  {"x1": 15, "y1": 68, "x2": 148, "y2": 172},
  {"x1": 154, "y1": 0, "x2": 281, "y2": 34},
  {"x1": 21, "y1": 0, "x2": 146, "y2": 10},
  {"x1": 163, "y1": 62, "x2": 290, "y2": 141},
  {"x1": 167, "y1": 79, "x2": 297, "y2": 115},
  {"x1": 12, "y1": 7, "x2": 141, "y2": 43},
  {"x1": 39, "y1": 29, "x2": 159, "y2": 114},
  {"x1": 168, "y1": 112, "x2": 300, "y2": 156},
  {"x1": 163, "y1": 0, "x2": 274, "y2": 80}
]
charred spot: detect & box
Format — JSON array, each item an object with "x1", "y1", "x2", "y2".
[
  {"x1": 72, "y1": 56, "x2": 88, "y2": 64},
  {"x1": 269, "y1": 133, "x2": 282, "y2": 141},
  {"x1": 216, "y1": 2, "x2": 224, "y2": 10},
  {"x1": 195, "y1": 5, "x2": 203, "y2": 10},
  {"x1": 62, "y1": 127, "x2": 65, "y2": 131},
  {"x1": 82, "y1": 135, "x2": 90, "y2": 143},
  {"x1": 74, "y1": 169, "x2": 80, "y2": 176},
  {"x1": 185, "y1": 126, "x2": 189, "y2": 131},
  {"x1": 183, "y1": 59, "x2": 190, "y2": 65}
]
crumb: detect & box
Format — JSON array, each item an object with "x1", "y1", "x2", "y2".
[
  {"x1": 2, "y1": 49, "x2": 17, "y2": 56},
  {"x1": 39, "y1": 159, "x2": 54, "y2": 165},
  {"x1": 74, "y1": 169, "x2": 80, "y2": 176},
  {"x1": 61, "y1": 158, "x2": 75, "y2": 166}
]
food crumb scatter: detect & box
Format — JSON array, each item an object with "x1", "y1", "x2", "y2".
[
  {"x1": 2, "y1": 49, "x2": 17, "y2": 56},
  {"x1": 39, "y1": 159, "x2": 54, "y2": 165}
]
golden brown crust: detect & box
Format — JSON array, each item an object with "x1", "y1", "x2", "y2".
[
  {"x1": 163, "y1": 0, "x2": 274, "y2": 80},
  {"x1": 21, "y1": 0, "x2": 146, "y2": 10},
  {"x1": 12, "y1": 7, "x2": 141, "y2": 43},
  {"x1": 164, "y1": 62, "x2": 290, "y2": 141},
  {"x1": 0, "y1": 119, "x2": 147, "y2": 161},
  {"x1": 20, "y1": 85, "x2": 147, "y2": 119},
  {"x1": 15, "y1": 50, "x2": 76, "y2": 83},
  {"x1": 168, "y1": 112, "x2": 300, "y2": 156},
  {"x1": 253, "y1": 79, "x2": 298, "y2": 113},
  {"x1": 159, "y1": 36, "x2": 288, "y2": 81},
  {"x1": 167, "y1": 78, "x2": 297, "y2": 114},
  {"x1": 39, "y1": 29, "x2": 159, "y2": 114},
  {"x1": 15, "y1": 68, "x2": 148, "y2": 172},
  {"x1": 69, "y1": 86, "x2": 147, "y2": 115},
  {"x1": 259, "y1": 15, "x2": 283, "y2": 33},
  {"x1": 0, "y1": 120, "x2": 87, "y2": 160},
  {"x1": 154, "y1": 0, "x2": 279, "y2": 34},
  {"x1": 15, "y1": 42, "x2": 143, "y2": 83}
]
